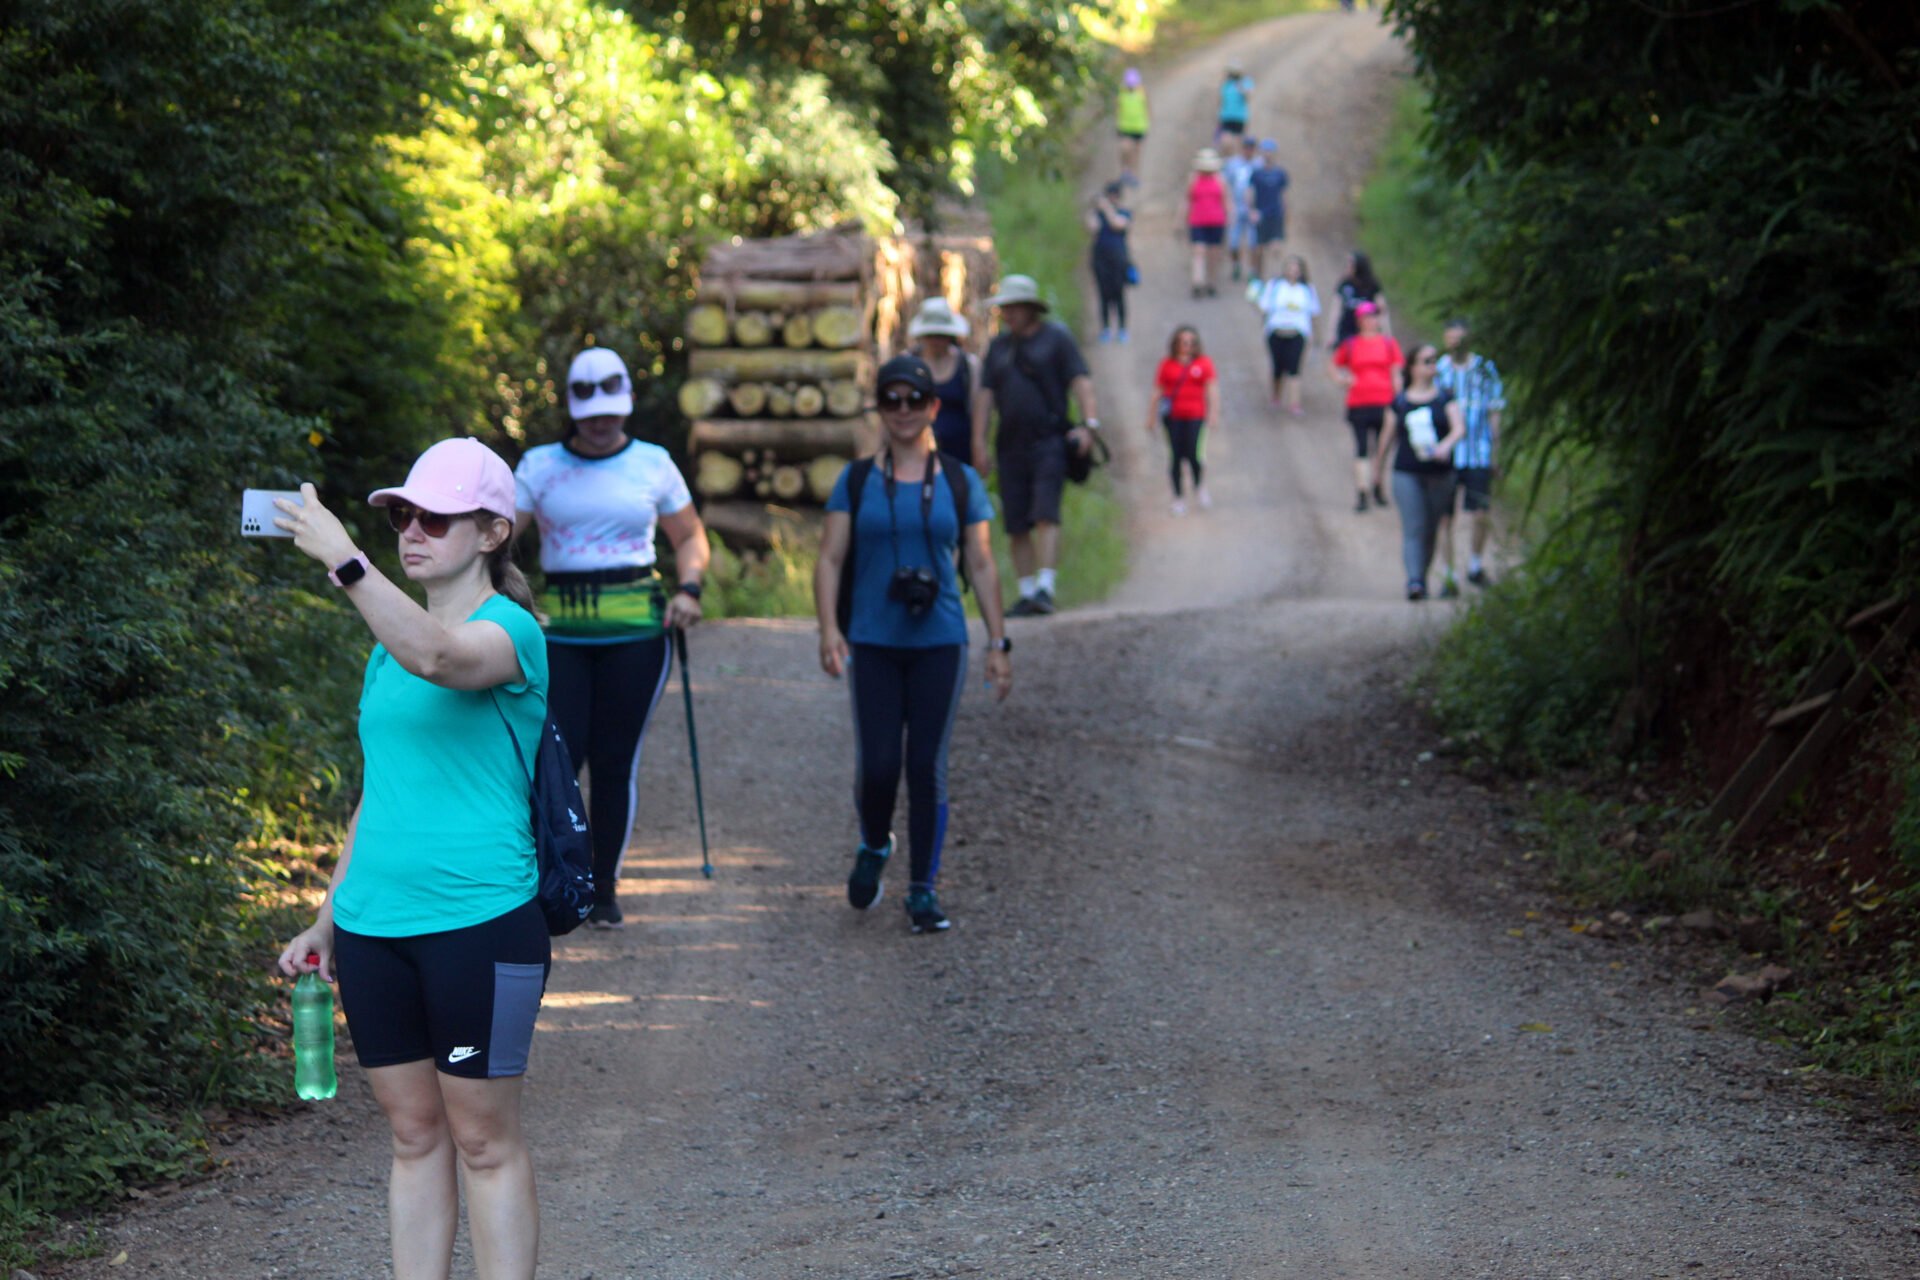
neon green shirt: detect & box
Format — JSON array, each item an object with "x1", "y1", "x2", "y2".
[
  {"x1": 334, "y1": 596, "x2": 548, "y2": 937},
  {"x1": 1117, "y1": 88, "x2": 1149, "y2": 135}
]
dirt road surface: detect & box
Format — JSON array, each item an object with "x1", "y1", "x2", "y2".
[{"x1": 61, "y1": 12, "x2": 1918, "y2": 1279}]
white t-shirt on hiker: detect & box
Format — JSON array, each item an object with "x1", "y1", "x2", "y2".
[
  {"x1": 513, "y1": 439, "x2": 692, "y2": 572},
  {"x1": 1259, "y1": 279, "x2": 1321, "y2": 336}
]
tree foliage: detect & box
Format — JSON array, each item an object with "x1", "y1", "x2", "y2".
[{"x1": 1390, "y1": 0, "x2": 1920, "y2": 689}]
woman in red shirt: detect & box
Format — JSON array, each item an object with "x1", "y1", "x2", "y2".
[
  {"x1": 1145, "y1": 325, "x2": 1220, "y2": 515},
  {"x1": 1185, "y1": 149, "x2": 1229, "y2": 300},
  {"x1": 1329, "y1": 300, "x2": 1404, "y2": 512}
]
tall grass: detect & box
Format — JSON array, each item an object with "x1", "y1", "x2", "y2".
[{"x1": 1355, "y1": 81, "x2": 1454, "y2": 341}]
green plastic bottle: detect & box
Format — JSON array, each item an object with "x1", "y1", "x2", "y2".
[{"x1": 292, "y1": 963, "x2": 338, "y2": 1101}]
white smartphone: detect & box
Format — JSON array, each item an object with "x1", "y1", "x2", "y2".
[{"x1": 241, "y1": 488, "x2": 303, "y2": 538}]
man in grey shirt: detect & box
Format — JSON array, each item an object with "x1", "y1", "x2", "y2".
[{"x1": 971, "y1": 275, "x2": 1101, "y2": 616}]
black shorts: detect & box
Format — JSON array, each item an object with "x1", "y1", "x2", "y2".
[
  {"x1": 1118, "y1": 129, "x2": 1146, "y2": 141},
  {"x1": 998, "y1": 434, "x2": 1069, "y2": 536},
  {"x1": 1266, "y1": 331, "x2": 1306, "y2": 378},
  {"x1": 1219, "y1": 119, "x2": 1246, "y2": 135},
  {"x1": 1189, "y1": 225, "x2": 1225, "y2": 246},
  {"x1": 1455, "y1": 466, "x2": 1494, "y2": 513},
  {"x1": 334, "y1": 899, "x2": 550, "y2": 1079},
  {"x1": 1256, "y1": 220, "x2": 1286, "y2": 245},
  {"x1": 1346, "y1": 405, "x2": 1387, "y2": 459}
]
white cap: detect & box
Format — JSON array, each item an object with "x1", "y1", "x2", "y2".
[{"x1": 566, "y1": 347, "x2": 633, "y2": 420}]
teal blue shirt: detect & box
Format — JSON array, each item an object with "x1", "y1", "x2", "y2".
[{"x1": 334, "y1": 596, "x2": 548, "y2": 937}]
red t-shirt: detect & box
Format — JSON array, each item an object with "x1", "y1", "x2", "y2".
[
  {"x1": 1332, "y1": 334, "x2": 1404, "y2": 408},
  {"x1": 1186, "y1": 174, "x2": 1228, "y2": 228},
  {"x1": 1155, "y1": 356, "x2": 1215, "y2": 421}
]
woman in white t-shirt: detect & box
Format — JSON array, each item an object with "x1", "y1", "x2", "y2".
[
  {"x1": 1252, "y1": 254, "x2": 1320, "y2": 416},
  {"x1": 512, "y1": 347, "x2": 710, "y2": 929}
]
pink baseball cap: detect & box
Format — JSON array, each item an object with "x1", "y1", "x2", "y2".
[
  {"x1": 368, "y1": 437, "x2": 516, "y2": 519},
  {"x1": 1354, "y1": 300, "x2": 1381, "y2": 317}
]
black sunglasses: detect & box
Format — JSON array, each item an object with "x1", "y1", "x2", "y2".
[
  {"x1": 387, "y1": 505, "x2": 469, "y2": 538},
  {"x1": 570, "y1": 373, "x2": 626, "y2": 400},
  {"x1": 878, "y1": 390, "x2": 931, "y2": 411}
]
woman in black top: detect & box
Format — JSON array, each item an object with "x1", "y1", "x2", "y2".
[
  {"x1": 1085, "y1": 181, "x2": 1133, "y2": 344},
  {"x1": 906, "y1": 297, "x2": 980, "y2": 466},
  {"x1": 1371, "y1": 342, "x2": 1465, "y2": 600},
  {"x1": 1332, "y1": 250, "x2": 1390, "y2": 347}
]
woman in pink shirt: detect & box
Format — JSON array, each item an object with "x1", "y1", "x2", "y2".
[{"x1": 1185, "y1": 148, "x2": 1229, "y2": 299}]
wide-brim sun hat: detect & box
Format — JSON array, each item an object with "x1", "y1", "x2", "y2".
[
  {"x1": 369, "y1": 437, "x2": 517, "y2": 519},
  {"x1": 566, "y1": 346, "x2": 633, "y2": 420},
  {"x1": 1354, "y1": 300, "x2": 1381, "y2": 317},
  {"x1": 986, "y1": 275, "x2": 1050, "y2": 311},
  {"x1": 1194, "y1": 148, "x2": 1222, "y2": 172},
  {"x1": 907, "y1": 296, "x2": 971, "y2": 340}
]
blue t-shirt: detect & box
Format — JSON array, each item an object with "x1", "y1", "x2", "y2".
[
  {"x1": 335, "y1": 596, "x2": 548, "y2": 937},
  {"x1": 1249, "y1": 165, "x2": 1289, "y2": 220},
  {"x1": 827, "y1": 459, "x2": 994, "y2": 649},
  {"x1": 1219, "y1": 76, "x2": 1250, "y2": 123}
]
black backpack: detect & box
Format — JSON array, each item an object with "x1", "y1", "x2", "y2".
[
  {"x1": 490, "y1": 694, "x2": 595, "y2": 935},
  {"x1": 835, "y1": 452, "x2": 973, "y2": 634}
]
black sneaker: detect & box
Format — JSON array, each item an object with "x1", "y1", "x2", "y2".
[
  {"x1": 1407, "y1": 581, "x2": 1427, "y2": 601},
  {"x1": 1031, "y1": 589, "x2": 1057, "y2": 615},
  {"x1": 1372, "y1": 483, "x2": 1389, "y2": 508},
  {"x1": 1007, "y1": 595, "x2": 1041, "y2": 617},
  {"x1": 1467, "y1": 565, "x2": 1489, "y2": 587},
  {"x1": 587, "y1": 900, "x2": 625, "y2": 930},
  {"x1": 905, "y1": 889, "x2": 950, "y2": 934},
  {"x1": 1354, "y1": 491, "x2": 1368, "y2": 513},
  {"x1": 847, "y1": 838, "x2": 891, "y2": 910}
]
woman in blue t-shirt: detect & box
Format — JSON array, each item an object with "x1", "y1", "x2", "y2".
[
  {"x1": 275, "y1": 436, "x2": 550, "y2": 1280},
  {"x1": 814, "y1": 355, "x2": 1012, "y2": 934}
]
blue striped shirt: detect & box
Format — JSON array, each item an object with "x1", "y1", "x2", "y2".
[{"x1": 1434, "y1": 352, "x2": 1505, "y2": 469}]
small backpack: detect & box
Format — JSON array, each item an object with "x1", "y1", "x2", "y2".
[
  {"x1": 835, "y1": 453, "x2": 973, "y2": 635},
  {"x1": 490, "y1": 694, "x2": 595, "y2": 935}
]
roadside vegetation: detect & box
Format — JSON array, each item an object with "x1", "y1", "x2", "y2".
[{"x1": 1370, "y1": 0, "x2": 1920, "y2": 1111}]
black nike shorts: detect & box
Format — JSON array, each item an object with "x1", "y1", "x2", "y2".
[{"x1": 334, "y1": 899, "x2": 550, "y2": 1078}]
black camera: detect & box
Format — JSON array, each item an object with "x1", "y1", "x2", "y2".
[{"x1": 888, "y1": 566, "x2": 940, "y2": 617}]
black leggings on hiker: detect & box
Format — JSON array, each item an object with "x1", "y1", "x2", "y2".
[
  {"x1": 548, "y1": 635, "x2": 672, "y2": 906},
  {"x1": 1165, "y1": 417, "x2": 1205, "y2": 496},
  {"x1": 1092, "y1": 249, "x2": 1128, "y2": 332},
  {"x1": 849, "y1": 643, "x2": 967, "y2": 890}
]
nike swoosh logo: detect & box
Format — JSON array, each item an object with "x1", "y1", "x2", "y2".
[{"x1": 447, "y1": 1047, "x2": 481, "y2": 1063}]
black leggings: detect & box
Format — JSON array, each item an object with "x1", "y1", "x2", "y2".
[
  {"x1": 849, "y1": 644, "x2": 968, "y2": 890},
  {"x1": 547, "y1": 635, "x2": 672, "y2": 905},
  {"x1": 1092, "y1": 250, "x2": 1128, "y2": 331},
  {"x1": 1165, "y1": 418, "x2": 1205, "y2": 495}
]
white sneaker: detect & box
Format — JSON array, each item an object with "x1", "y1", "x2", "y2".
[
  {"x1": 1196, "y1": 485, "x2": 1213, "y2": 510},
  {"x1": 1170, "y1": 499, "x2": 1188, "y2": 516}
]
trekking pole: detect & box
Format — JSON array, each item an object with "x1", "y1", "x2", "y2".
[{"x1": 672, "y1": 626, "x2": 713, "y2": 879}]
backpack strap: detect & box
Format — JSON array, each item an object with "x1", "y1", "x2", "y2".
[
  {"x1": 833, "y1": 456, "x2": 877, "y2": 634},
  {"x1": 487, "y1": 690, "x2": 534, "y2": 790},
  {"x1": 935, "y1": 451, "x2": 974, "y2": 598}
]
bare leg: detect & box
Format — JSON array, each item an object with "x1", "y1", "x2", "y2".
[
  {"x1": 1189, "y1": 243, "x2": 1206, "y2": 291},
  {"x1": 369, "y1": 1061, "x2": 459, "y2": 1280},
  {"x1": 1033, "y1": 521, "x2": 1061, "y2": 572},
  {"x1": 1353, "y1": 457, "x2": 1371, "y2": 495},
  {"x1": 1009, "y1": 531, "x2": 1037, "y2": 580},
  {"x1": 442, "y1": 1074, "x2": 539, "y2": 1280},
  {"x1": 1437, "y1": 511, "x2": 1457, "y2": 582},
  {"x1": 1284, "y1": 373, "x2": 1303, "y2": 414},
  {"x1": 1471, "y1": 509, "x2": 1493, "y2": 559}
]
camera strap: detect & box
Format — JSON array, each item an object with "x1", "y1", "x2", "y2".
[{"x1": 881, "y1": 451, "x2": 942, "y2": 575}]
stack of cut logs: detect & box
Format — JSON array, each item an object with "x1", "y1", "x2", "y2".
[{"x1": 679, "y1": 229, "x2": 877, "y2": 549}]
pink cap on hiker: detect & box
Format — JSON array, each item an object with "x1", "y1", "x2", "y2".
[
  {"x1": 368, "y1": 437, "x2": 516, "y2": 519},
  {"x1": 1354, "y1": 300, "x2": 1380, "y2": 317}
]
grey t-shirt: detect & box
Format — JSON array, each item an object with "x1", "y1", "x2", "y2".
[{"x1": 982, "y1": 321, "x2": 1089, "y2": 447}]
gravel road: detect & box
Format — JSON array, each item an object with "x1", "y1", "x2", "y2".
[{"x1": 55, "y1": 12, "x2": 1919, "y2": 1279}]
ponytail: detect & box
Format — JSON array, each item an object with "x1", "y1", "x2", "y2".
[{"x1": 476, "y1": 513, "x2": 538, "y2": 613}]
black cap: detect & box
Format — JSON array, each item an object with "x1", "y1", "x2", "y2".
[{"x1": 875, "y1": 354, "x2": 935, "y2": 396}]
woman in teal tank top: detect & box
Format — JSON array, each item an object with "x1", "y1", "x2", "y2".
[{"x1": 275, "y1": 437, "x2": 551, "y2": 1280}]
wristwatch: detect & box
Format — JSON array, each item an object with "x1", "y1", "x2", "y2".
[
  {"x1": 990, "y1": 636, "x2": 1012, "y2": 654},
  {"x1": 676, "y1": 581, "x2": 704, "y2": 600},
  {"x1": 328, "y1": 552, "x2": 369, "y2": 589}
]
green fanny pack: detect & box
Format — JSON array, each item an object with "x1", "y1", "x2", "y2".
[{"x1": 539, "y1": 567, "x2": 664, "y2": 640}]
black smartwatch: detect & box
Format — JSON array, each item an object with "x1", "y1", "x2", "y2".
[
  {"x1": 990, "y1": 636, "x2": 1012, "y2": 654},
  {"x1": 676, "y1": 581, "x2": 703, "y2": 600},
  {"x1": 328, "y1": 553, "x2": 369, "y2": 589}
]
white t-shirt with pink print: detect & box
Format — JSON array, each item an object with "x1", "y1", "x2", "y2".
[{"x1": 513, "y1": 439, "x2": 693, "y2": 572}]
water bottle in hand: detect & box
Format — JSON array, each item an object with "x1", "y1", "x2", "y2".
[{"x1": 292, "y1": 961, "x2": 338, "y2": 1101}]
